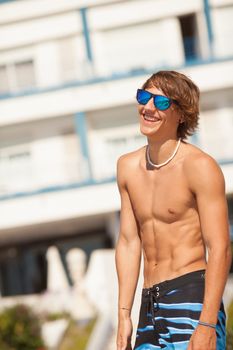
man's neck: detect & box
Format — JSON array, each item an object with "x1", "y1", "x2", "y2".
[{"x1": 146, "y1": 136, "x2": 180, "y2": 166}]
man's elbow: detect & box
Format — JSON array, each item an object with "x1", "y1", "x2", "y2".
[
  {"x1": 115, "y1": 234, "x2": 141, "y2": 253},
  {"x1": 208, "y1": 242, "x2": 232, "y2": 268},
  {"x1": 216, "y1": 243, "x2": 232, "y2": 271}
]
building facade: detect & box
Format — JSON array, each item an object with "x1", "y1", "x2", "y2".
[{"x1": 0, "y1": 0, "x2": 233, "y2": 297}]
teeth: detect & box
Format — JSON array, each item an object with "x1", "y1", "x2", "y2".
[{"x1": 144, "y1": 115, "x2": 160, "y2": 122}]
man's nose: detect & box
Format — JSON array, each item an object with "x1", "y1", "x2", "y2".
[{"x1": 144, "y1": 97, "x2": 155, "y2": 110}]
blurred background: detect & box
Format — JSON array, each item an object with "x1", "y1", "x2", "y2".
[{"x1": 0, "y1": 0, "x2": 233, "y2": 349}]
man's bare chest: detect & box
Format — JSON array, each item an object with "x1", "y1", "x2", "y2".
[{"x1": 127, "y1": 166, "x2": 195, "y2": 224}]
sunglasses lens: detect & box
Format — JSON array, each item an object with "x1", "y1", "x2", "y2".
[
  {"x1": 136, "y1": 89, "x2": 151, "y2": 105},
  {"x1": 154, "y1": 95, "x2": 171, "y2": 111}
]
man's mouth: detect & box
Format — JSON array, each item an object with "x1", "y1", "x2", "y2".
[{"x1": 143, "y1": 114, "x2": 160, "y2": 122}]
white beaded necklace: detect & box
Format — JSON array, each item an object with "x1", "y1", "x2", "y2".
[{"x1": 146, "y1": 138, "x2": 181, "y2": 169}]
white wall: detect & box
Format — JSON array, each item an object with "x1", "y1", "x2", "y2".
[
  {"x1": 199, "y1": 107, "x2": 233, "y2": 160},
  {"x1": 0, "y1": 0, "x2": 121, "y2": 25},
  {"x1": 0, "y1": 0, "x2": 210, "y2": 90},
  {"x1": 0, "y1": 12, "x2": 82, "y2": 51},
  {"x1": 0, "y1": 0, "x2": 231, "y2": 95},
  {"x1": 212, "y1": 6, "x2": 233, "y2": 57},
  {"x1": 0, "y1": 134, "x2": 83, "y2": 195},
  {"x1": 0, "y1": 182, "x2": 120, "y2": 231},
  {"x1": 88, "y1": 0, "x2": 203, "y2": 30},
  {"x1": 87, "y1": 104, "x2": 145, "y2": 179},
  {"x1": 0, "y1": 60, "x2": 233, "y2": 126},
  {"x1": 210, "y1": 0, "x2": 233, "y2": 7},
  {"x1": 35, "y1": 42, "x2": 61, "y2": 88},
  {"x1": 90, "y1": 124, "x2": 145, "y2": 179},
  {"x1": 0, "y1": 0, "x2": 232, "y2": 212},
  {"x1": 92, "y1": 18, "x2": 184, "y2": 76},
  {"x1": 31, "y1": 134, "x2": 83, "y2": 186}
]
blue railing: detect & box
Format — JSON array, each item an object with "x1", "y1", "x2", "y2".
[
  {"x1": 0, "y1": 156, "x2": 233, "y2": 202},
  {"x1": 0, "y1": 55, "x2": 233, "y2": 101},
  {"x1": 0, "y1": 0, "x2": 17, "y2": 3},
  {"x1": 0, "y1": 176, "x2": 116, "y2": 201}
]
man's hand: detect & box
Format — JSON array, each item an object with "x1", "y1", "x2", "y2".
[
  {"x1": 187, "y1": 325, "x2": 217, "y2": 350},
  {"x1": 116, "y1": 316, "x2": 133, "y2": 350}
]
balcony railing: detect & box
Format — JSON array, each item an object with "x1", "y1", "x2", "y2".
[{"x1": 0, "y1": 55, "x2": 233, "y2": 101}]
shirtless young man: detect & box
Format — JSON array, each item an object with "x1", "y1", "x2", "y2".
[{"x1": 115, "y1": 71, "x2": 232, "y2": 350}]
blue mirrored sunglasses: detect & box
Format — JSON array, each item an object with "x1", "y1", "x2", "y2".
[{"x1": 136, "y1": 89, "x2": 177, "y2": 111}]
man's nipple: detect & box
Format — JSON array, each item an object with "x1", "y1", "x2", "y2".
[{"x1": 168, "y1": 208, "x2": 175, "y2": 215}]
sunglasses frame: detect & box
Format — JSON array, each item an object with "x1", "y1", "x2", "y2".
[{"x1": 136, "y1": 88, "x2": 177, "y2": 111}]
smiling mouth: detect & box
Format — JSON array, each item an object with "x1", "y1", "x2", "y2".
[{"x1": 143, "y1": 114, "x2": 161, "y2": 122}]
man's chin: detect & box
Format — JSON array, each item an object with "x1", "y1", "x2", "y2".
[{"x1": 140, "y1": 125, "x2": 159, "y2": 137}]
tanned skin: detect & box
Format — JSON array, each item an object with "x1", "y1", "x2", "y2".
[{"x1": 115, "y1": 86, "x2": 232, "y2": 350}]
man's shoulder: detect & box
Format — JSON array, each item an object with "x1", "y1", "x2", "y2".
[
  {"x1": 116, "y1": 146, "x2": 146, "y2": 188},
  {"x1": 183, "y1": 142, "x2": 220, "y2": 172},
  {"x1": 117, "y1": 146, "x2": 146, "y2": 170},
  {"x1": 183, "y1": 142, "x2": 224, "y2": 189}
]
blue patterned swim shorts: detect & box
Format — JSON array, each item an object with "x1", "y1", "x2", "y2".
[{"x1": 134, "y1": 270, "x2": 226, "y2": 350}]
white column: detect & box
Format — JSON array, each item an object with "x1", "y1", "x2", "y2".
[
  {"x1": 46, "y1": 246, "x2": 70, "y2": 292},
  {"x1": 66, "y1": 248, "x2": 94, "y2": 320}
]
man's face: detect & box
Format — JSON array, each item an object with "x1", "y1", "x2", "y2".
[{"x1": 137, "y1": 86, "x2": 180, "y2": 138}]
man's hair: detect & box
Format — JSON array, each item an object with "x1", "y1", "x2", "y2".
[{"x1": 142, "y1": 70, "x2": 200, "y2": 139}]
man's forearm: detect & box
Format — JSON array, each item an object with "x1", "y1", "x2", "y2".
[
  {"x1": 115, "y1": 237, "x2": 141, "y2": 318},
  {"x1": 200, "y1": 245, "x2": 232, "y2": 324}
]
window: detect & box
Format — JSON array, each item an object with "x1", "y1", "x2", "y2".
[
  {"x1": 59, "y1": 37, "x2": 78, "y2": 82},
  {"x1": 0, "y1": 247, "x2": 47, "y2": 296},
  {"x1": 199, "y1": 108, "x2": 233, "y2": 161},
  {"x1": 105, "y1": 134, "x2": 145, "y2": 165},
  {"x1": 99, "y1": 21, "x2": 173, "y2": 75},
  {"x1": 0, "y1": 60, "x2": 36, "y2": 94},
  {"x1": 0, "y1": 229, "x2": 111, "y2": 297},
  {"x1": 91, "y1": 132, "x2": 145, "y2": 179},
  {"x1": 0, "y1": 146, "x2": 33, "y2": 194},
  {"x1": 179, "y1": 14, "x2": 200, "y2": 61},
  {"x1": 15, "y1": 61, "x2": 36, "y2": 90}
]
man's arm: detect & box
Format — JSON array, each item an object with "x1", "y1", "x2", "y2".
[
  {"x1": 186, "y1": 154, "x2": 232, "y2": 349},
  {"x1": 115, "y1": 154, "x2": 142, "y2": 350}
]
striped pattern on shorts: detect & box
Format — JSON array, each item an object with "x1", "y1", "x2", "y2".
[{"x1": 133, "y1": 269, "x2": 226, "y2": 350}]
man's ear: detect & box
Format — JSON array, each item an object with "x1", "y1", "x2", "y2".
[
  {"x1": 172, "y1": 106, "x2": 184, "y2": 123},
  {"x1": 179, "y1": 113, "x2": 185, "y2": 124}
]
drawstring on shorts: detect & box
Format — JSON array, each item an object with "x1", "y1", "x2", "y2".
[
  {"x1": 147, "y1": 286, "x2": 160, "y2": 328},
  {"x1": 142, "y1": 270, "x2": 206, "y2": 332}
]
